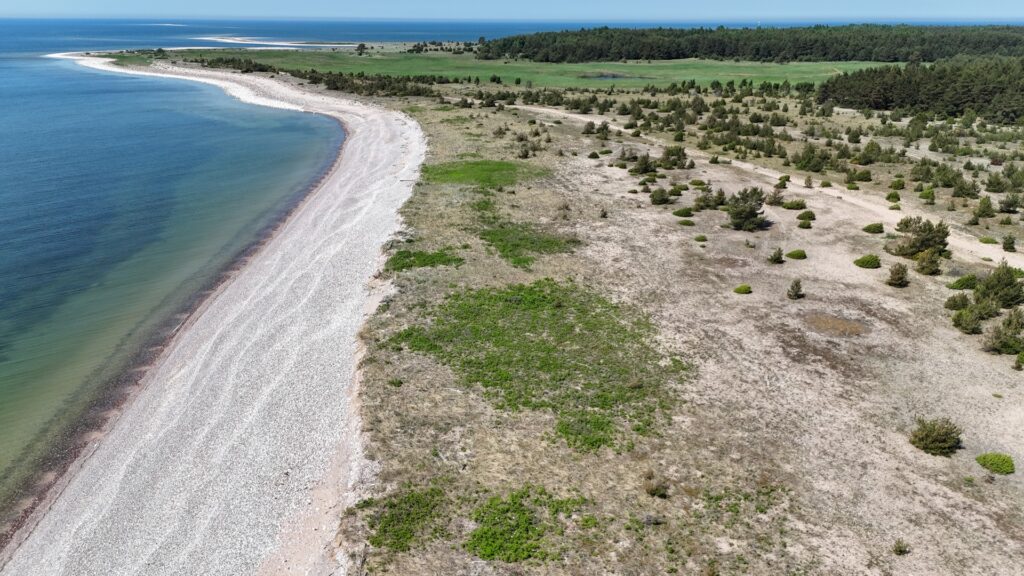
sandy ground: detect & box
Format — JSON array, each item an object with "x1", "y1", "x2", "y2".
[{"x1": 0, "y1": 56, "x2": 425, "y2": 576}]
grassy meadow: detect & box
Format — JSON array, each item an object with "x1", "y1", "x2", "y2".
[{"x1": 167, "y1": 49, "x2": 879, "y2": 88}]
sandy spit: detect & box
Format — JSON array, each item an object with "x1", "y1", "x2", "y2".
[{"x1": 1, "y1": 54, "x2": 425, "y2": 576}]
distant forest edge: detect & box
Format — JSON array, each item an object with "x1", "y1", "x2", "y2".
[
  {"x1": 476, "y1": 25, "x2": 1024, "y2": 63},
  {"x1": 820, "y1": 57, "x2": 1024, "y2": 123}
]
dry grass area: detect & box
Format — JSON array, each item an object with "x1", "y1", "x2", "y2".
[{"x1": 318, "y1": 87, "x2": 1024, "y2": 575}]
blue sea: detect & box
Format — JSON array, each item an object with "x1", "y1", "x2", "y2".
[{"x1": 3, "y1": 16, "x2": 665, "y2": 526}]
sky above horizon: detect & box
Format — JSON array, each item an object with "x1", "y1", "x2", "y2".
[{"x1": 6, "y1": 0, "x2": 1024, "y2": 22}]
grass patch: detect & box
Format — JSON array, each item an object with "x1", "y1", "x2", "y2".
[
  {"x1": 980, "y1": 236, "x2": 999, "y2": 244},
  {"x1": 946, "y1": 274, "x2": 978, "y2": 290},
  {"x1": 464, "y1": 485, "x2": 584, "y2": 562},
  {"x1": 863, "y1": 222, "x2": 884, "y2": 234},
  {"x1": 785, "y1": 249, "x2": 807, "y2": 260},
  {"x1": 385, "y1": 248, "x2": 464, "y2": 272},
  {"x1": 976, "y1": 452, "x2": 1015, "y2": 475},
  {"x1": 364, "y1": 485, "x2": 447, "y2": 552},
  {"x1": 734, "y1": 284, "x2": 753, "y2": 294},
  {"x1": 392, "y1": 279, "x2": 687, "y2": 452},
  {"x1": 854, "y1": 254, "x2": 881, "y2": 269},
  {"x1": 422, "y1": 160, "x2": 548, "y2": 188},
  {"x1": 479, "y1": 222, "x2": 578, "y2": 268}
]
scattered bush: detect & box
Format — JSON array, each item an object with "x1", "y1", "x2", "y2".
[
  {"x1": 672, "y1": 207, "x2": 693, "y2": 217},
  {"x1": 944, "y1": 293, "x2": 971, "y2": 310},
  {"x1": 980, "y1": 236, "x2": 998, "y2": 244},
  {"x1": 886, "y1": 191, "x2": 902, "y2": 202},
  {"x1": 650, "y1": 188, "x2": 669, "y2": 205},
  {"x1": 786, "y1": 249, "x2": 807, "y2": 260},
  {"x1": 768, "y1": 248, "x2": 785, "y2": 264},
  {"x1": 975, "y1": 261, "x2": 1024, "y2": 308},
  {"x1": 983, "y1": 308, "x2": 1024, "y2": 354},
  {"x1": 909, "y1": 417, "x2": 962, "y2": 456},
  {"x1": 678, "y1": 219, "x2": 695, "y2": 226},
  {"x1": 892, "y1": 216, "x2": 950, "y2": 259},
  {"x1": 734, "y1": 284, "x2": 753, "y2": 294},
  {"x1": 915, "y1": 248, "x2": 942, "y2": 275},
  {"x1": 797, "y1": 210, "x2": 816, "y2": 221},
  {"x1": 787, "y1": 279, "x2": 805, "y2": 300},
  {"x1": 854, "y1": 254, "x2": 881, "y2": 269},
  {"x1": 1004, "y1": 235, "x2": 1017, "y2": 252},
  {"x1": 975, "y1": 452, "x2": 1015, "y2": 475},
  {"x1": 726, "y1": 188, "x2": 769, "y2": 231},
  {"x1": 694, "y1": 234, "x2": 707, "y2": 242},
  {"x1": 782, "y1": 199, "x2": 807, "y2": 210},
  {"x1": 863, "y1": 222, "x2": 884, "y2": 234},
  {"x1": 892, "y1": 539, "x2": 911, "y2": 556},
  {"x1": 798, "y1": 220, "x2": 812, "y2": 229},
  {"x1": 887, "y1": 263, "x2": 910, "y2": 287}
]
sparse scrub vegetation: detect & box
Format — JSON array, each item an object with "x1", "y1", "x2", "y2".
[
  {"x1": 385, "y1": 248, "x2": 464, "y2": 272},
  {"x1": 854, "y1": 254, "x2": 881, "y2": 269},
  {"x1": 909, "y1": 417, "x2": 962, "y2": 456},
  {"x1": 975, "y1": 452, "x2": 1015, "y2": 475}
]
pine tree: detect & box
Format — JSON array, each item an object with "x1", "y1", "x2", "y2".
[{"x1": 787, "y1": 279, "x2": 805, "y2": 300}]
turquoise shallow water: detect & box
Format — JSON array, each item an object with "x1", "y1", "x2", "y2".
[{"x1": 0, "y1": 21, "x2": 344, "y2": 514}]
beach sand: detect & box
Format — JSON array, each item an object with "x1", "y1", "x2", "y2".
[{"x1": 0, "y1": 56, "x2": 425, "y2": 576}]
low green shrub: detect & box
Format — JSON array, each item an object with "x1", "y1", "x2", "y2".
[
  {"x1": 863, "y1": 223, "x2": 884, "y2": 234},
  {"x1": 694, "y1": 234, "x2": 708, "y2": 242},
  {"x1": 734, "y1": 284, "x2": 753, "y2": 294},
  {"x1": 797, "y1": 220, "x2": 812, "y2": 229},
  {"x1": 366, "y1": 486, "x2": 447, "y2": 552},
  {"x1": 464, "y1": 485, "x2": 583, "y2": 562},
  {"x1": 768, "y1": 248, "x2": 784, "y2": 264},
  {"x1": 854, "y1": 254, "x2": 881, "y2": 269},
  {"x1": 678, "y1": 219, "x2": 695, "y2": 226},
  {"x1": 786, "y1": 249, "x2": 807, "y2": 260},
  {"x1": 975, "y1": 452, "x2": 1015, "y2": 475},
  {"x1": 980, "y1": 236, "x2": 998, "y2": 244},
  {"x1": 797, "y1": 210, "x2": 816, "y2": 221},
  {"x1": 385, "y1": 249, "x2": 464, "y2": 272},
  {"x1": 787, "y1": 279, "x2": 805, "y2": 300},
  {"x1": 887, "y1": 263, "x2": 910, "y2": 287},
  {"x1": 944, "y1": 293, "x2": 971, "y2": 310},
  {"x1": 782, "y1": 199, "x2": 807, "y2": 210},
  {"x1": 909, "y1": 417, "x2": 962, "y2": 456},
  {"x1": 672, "y1": 207, "x2": 693, "y2": 217},
  {"x1": 946, "y1": 274, "x2": 977, "y2": 290}
]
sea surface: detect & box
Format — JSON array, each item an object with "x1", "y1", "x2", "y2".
[{"x1": 4, "y1": 17, "x2": 667, "y2": 525}]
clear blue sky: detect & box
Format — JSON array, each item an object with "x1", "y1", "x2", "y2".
[{"x1": 6, "y1": 0, "x2": 1024, "y2": 22}]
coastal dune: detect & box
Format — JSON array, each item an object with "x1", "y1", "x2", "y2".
[{"x1": 1, "y1": 57, "x2": 425, "y2": 575}]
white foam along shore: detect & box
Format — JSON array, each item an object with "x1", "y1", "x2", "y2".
[
  {"x1": 193, "y1": 36, "x2": 358, "y2": 48},
  {"x1": 1, "y1": 53, "x2": 425, "y2": 576}
]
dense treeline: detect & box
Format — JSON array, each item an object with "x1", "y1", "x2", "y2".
[
  {"x1": 819, "y1": 57, "x2": 1024, "y2": 123},
  {"x1": 192, "y1": 57, "x2": 441, "y2": 97},
  {"x1": 477, "y1": 25, "x2": 1024, "y2": 63}
]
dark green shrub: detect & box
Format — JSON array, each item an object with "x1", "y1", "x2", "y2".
[
  {"x1": 768, "y1": 248, "x2": 784, "y2": 264},
  {"x1": 854, "y1": 254, "x2": 881, "y2": 269},
  {"x1": 944, "y1": 293, "x2": 971, "y2": 310},
  {"x1": 892, "y1": 539, "x2": 911, "y2": 556},
  {"x1": 886, "y1": 191, "x2": 902, "y2": 202},
  {"x1": 587, "y1": 151, "x2": 600, "y2": 159},
  {"x1": 782, "y1": 199, "x2": 807, "y2": 210},
  {"x1": 650, "y1": 188, "x2": 669, "y2": 205},
  {"x1": 694, "y1": 234, "x2": 707, "y2": 242},
  {"x1": 786, "y1": 249, "x2": 807, "y2": 260},
  {"x1": 976, "y1": 261, "x2": 1024, "y2": 308},
  {"x1": 887, "y1": 263, "x2": 910, "y2": 287},
  {"x1": 797, "y1": 210, "x2": 816, "y2": 221},
  {"x1": 909, "y1": 417, "x2": 962, "y2": 456},
  {"x1": 672, "y1": 206, "x2": 693, "y2": 217},
  {"x1": 975, "y1": 452, "x2": 1015, "y2": 475},
  {"x1": 892, "y1": 216, "x2": 950, "y2": 259},
  {"x1": 678, "y1": 219, "x2": 695, "y2": 226},
  {"x1": 726, "y1": 188, "x2": 769, "y2": 231},
  {"x1": 915, "y1": 248, "x2": 941, "y2": 275},
  {"x1": 983, "y1": 308, "x2": 1024, "y2": 354},
  {"x1": 863, "y1": 222, "x2": 884, "y2": 234},
  {"x1": 952, "y1": 307, "x2": 983, "y2": 334},
  {"x1": 1004, "y1": 235, "x2": 1017, "y2": 252},
  {"x1": 734, "y1": 284, "x2": 753, "y2": 294},
  {"x1": 787, "y1": 279, "x2": 805, "y2": 300},
  {"x1": 798, "y1": 220, "x2": 812, "y2": 229}
]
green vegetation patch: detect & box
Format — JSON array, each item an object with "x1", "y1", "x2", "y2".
[
  {"x1": 385, "y1": 248, "x2": 464, "y2": 272},
  {"x1": 480, "y1": 222, "x2": 578, "y2": 268},
  {"x1": 946, "y1": 274, "x2": 978, "y2": 290},
  {"x1": 464, "y1": 485, "x2": 584, "y2": 562},
  {"x1": 392, "y1": 279, "x2": 687, "y2": 451},
  {"x1": 421, "y1": 160, "x2": 548, "y2": 188},
  {"x1": 854, "y1": 254, "x2": 882, "y2": 269},
  {"x1": 909, "y1": 417, "x2": 962, "y2": 457},
  {"x1": 976, "y1": 452, "x2": 1015, "y2": 475},
  {"x1": 785, "y1": 249, "x2": 807, "y2": 260},
  {"x1": 863, "y1": 223, "x2": 884, "y2": 234},
  {"x1": 364, "y1": 485, "x2": 448, "y2": 552},
  {"x1": 734, "y1": 284, "x2": 753, "y2": 294}
]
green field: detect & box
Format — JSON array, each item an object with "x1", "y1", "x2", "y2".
[{"x1": 167, "y1": 49, "x2": 880, "y2": 88}]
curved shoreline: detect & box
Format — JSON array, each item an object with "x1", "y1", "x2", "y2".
[{"x1": 1, "y1": 55, "x2": 425, "y2": 575}]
